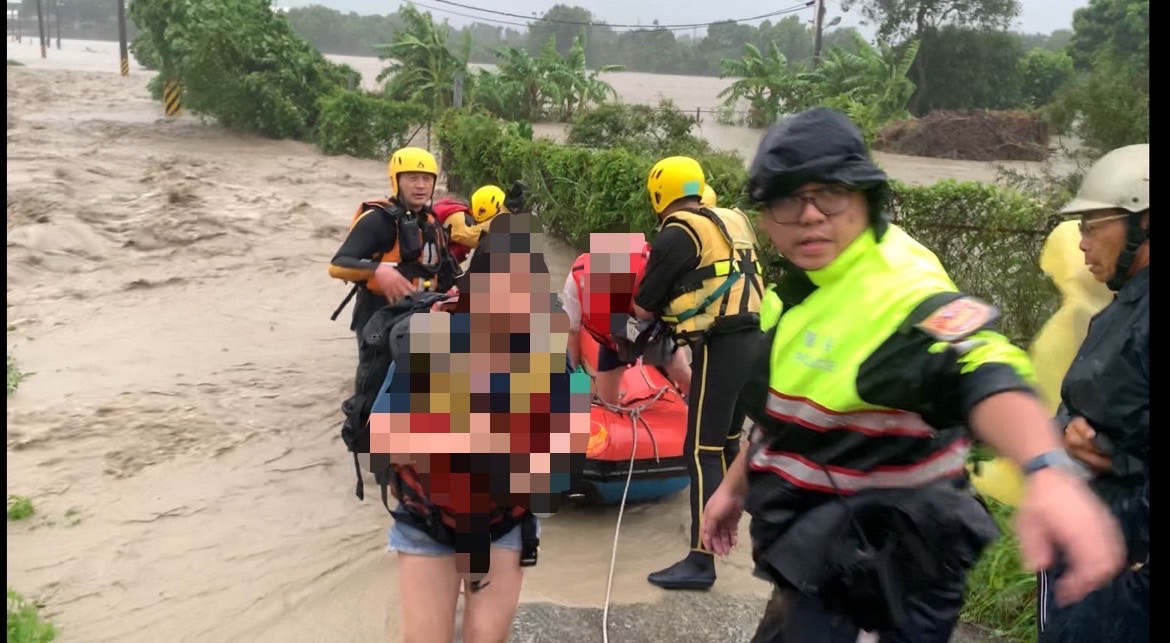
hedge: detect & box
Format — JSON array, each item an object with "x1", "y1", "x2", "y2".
[{"x1": 435, "y1": 109, "x2": 1058, "y2": 344}]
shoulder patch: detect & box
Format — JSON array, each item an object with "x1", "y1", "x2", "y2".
[{"x1": 915, "y1": 296, "x2": 997, "y2": 342}]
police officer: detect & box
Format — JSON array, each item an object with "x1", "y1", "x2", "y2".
[
  {"x1": 329, "y1": 147, "x2": 458, "y2": 340},
  {"x1": 633, "y1": 155, "x2": 765, "y2": 590},
  {"x1": 1037, "y1": 144, "x2": 1149, "y2": 642},
  {"x1": 699, "y1": 107, "x2": 1126, "y2": 641}
]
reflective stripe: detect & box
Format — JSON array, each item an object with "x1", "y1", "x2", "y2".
[
  {"x1": 749, "y1": 439, "x2": 970, "y2": 494},
  {"x1": 765, "y1": 390, "x2": 937, "y2": 438}
]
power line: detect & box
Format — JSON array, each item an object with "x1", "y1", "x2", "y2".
[
  {"x1": 407, "y1": 0, "x2": 531, "y2": 28},
  {"x1": 409, "y1": 0, "x2": 815, "y2": 32}
]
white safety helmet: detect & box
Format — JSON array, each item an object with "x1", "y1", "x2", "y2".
[{"x1": 1059, "y1": 144, "x2": 1149, "y2": 216}]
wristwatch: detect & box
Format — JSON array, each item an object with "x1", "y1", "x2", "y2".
[{"x1": 1022, "y1": 449, "x2": 1092, "y2": 479}]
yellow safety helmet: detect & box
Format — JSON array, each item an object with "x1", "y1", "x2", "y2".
[
  {"x1": 700, "y1": 184, "x2": 717, "y2": 208},
  {"x1": 388, "y1": 147, "x2": 439, "y2": 198},
  {"x1": 647, "y1": 156, "x2": 706, "y2": 215},
  {"x1": 470, "y1": 184, "x2": 508, "y2": 223}
]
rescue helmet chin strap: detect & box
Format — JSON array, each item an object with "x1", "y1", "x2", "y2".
[{"x1": 1107, "y1": 211, "x2": 1149, "y2": 292}]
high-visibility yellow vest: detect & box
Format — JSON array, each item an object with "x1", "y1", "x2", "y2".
[{"x1": 659, "y1": 206, "x2": 764, "y2": 341}]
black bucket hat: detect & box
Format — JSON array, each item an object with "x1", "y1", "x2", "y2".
[{"x1": 747, "y1": 107, "x2": 888, "y2": 205}]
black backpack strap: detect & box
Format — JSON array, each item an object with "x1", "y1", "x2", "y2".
[
  {"x1": 353, "y1": 452, "x2": 365, "y2": 500},
  {"x1": 519, "y1": 512, "x2": 539, "y2": 567}
]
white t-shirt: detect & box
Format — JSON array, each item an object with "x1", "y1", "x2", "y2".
[{"x1": 561, "y1": 271, "x2": 582, "y2": 330}]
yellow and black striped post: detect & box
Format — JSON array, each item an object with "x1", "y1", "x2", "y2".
[
  {"x1": 164, "y1": 80, "x2": 182, "y2": 117},
  {"x1": 116, "y1": 0, "x2": 129, "y2": 76}
]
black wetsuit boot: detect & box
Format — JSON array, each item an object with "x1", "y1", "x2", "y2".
[{"x1": 647, "y1": 328, "x2": 755, "y2": 591}]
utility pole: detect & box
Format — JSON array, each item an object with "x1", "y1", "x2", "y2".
[
  {"x1": 116, "y1": 0, "x2": 129, "y2": 76},
  {"x1": 53, "y1": 0, "x2": 61, "y2": 49},
  {"x1": 812, "y1": 0, "x2": 826, "y2": 68},
  {"x1": 35, "y1": 0, "x2": 46, "y2": 58}
]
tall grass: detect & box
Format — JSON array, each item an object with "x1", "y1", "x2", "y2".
[
  {"x1": 7, "y1": 588, "x2": 57, "y2": 643},
  {"x1": 962, "y1": 498, "x2": 1038, "y2": 642}
]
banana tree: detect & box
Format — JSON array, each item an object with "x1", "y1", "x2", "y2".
[
  {"x1": 494, "y1": 45, "x2": 549, "y2": 121},
  {"x1": 803, "y1": 33, "x2": 920, "y2": 126},
  {"x1": 543, "y1": 32, "x2": 623, "y2": 121},
  {"x1": 374, "y1": 5, "x2": 470, "y2": 116},
  {"x1": 718, "y1": 42, "x2": 811, "y2": 128}
]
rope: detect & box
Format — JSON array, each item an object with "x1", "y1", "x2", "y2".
[{"x1": 596, "y1": 380, "x2": 674, "y2": 643}]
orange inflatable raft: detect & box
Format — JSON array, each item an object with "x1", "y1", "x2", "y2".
[{"x1": 572, "y1": 332, "x2": 690, "y2": 505}]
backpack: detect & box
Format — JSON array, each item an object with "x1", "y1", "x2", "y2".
[
  {"x1": 339, "y1": 291, "x2": 539, "y2": 573},
  {"x1": 432, "y1": 197, "x2": 476, "y2": 264}
]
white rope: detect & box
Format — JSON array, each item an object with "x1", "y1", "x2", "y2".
[{"x1": 597, "y1": 382, "x2": 673, "y2": 643}]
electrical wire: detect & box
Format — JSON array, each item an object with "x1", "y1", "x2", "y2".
[{"x1": 404, "y1": 0, "x2": 815, "y2": 32}]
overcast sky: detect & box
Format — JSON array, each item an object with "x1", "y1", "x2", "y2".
[{"x1": 273, "y1": 0, "x2": 1089, "y2": 37}]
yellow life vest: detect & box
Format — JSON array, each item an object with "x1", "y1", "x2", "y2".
[{"x1": 658, "y1": 206, "x2": 764, "y2": 341}]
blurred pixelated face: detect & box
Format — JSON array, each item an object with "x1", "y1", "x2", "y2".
[
  {"x1": 368, "y1": 215, "x2": 592, "y2": 525},
  {"x1": 580, "y1": 232, "x2": 646, "y2": 333}
]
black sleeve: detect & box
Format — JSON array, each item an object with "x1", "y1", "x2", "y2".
[
  {"x1": 331, "y1": 208, "x2": 397, "y2": 269},
  {"x1": 633, "y1": 225, "x2": 700, "y2": 313},
  {"x1": 856, "y1": 292, "x2": 1038, "y2": 431}
]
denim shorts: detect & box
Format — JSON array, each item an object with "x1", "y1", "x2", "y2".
[{"x1": 387, "y1": 511, "x2": 541, "y2": 557}]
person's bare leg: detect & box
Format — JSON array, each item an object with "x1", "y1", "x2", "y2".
[
  {"x1": 595, "y1": 367, "x2": 624, "y2": 406},
  {"x1": 461, "y1": 548, "x2": 524, "y2": 643},
  {"x1": 663, "y1": 347, "x2": 692, "y2": 397},
  {"x1": 398, "y1": 553, "x2": 462, "y2": 643}
]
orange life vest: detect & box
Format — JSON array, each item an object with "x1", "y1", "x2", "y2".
[
  {"x1": 569, "y1": 245, "x2": 650, "y2": 350},
  {"x1": 348, "y1": 198, "x2": 451, "y2": 293}
]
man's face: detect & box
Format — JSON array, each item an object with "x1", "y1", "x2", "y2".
[
  {"x1": 397, "y1": 172, "x2": 435, "y2": 210},
  {"x1": 759, "y1": 182, "x2": 870, "y2": 271},
  {"x1": 1076, "y1": 209, "x2": 1146, "y2": 283}
]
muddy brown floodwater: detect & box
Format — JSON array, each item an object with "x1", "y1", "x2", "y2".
[{"x1": 8, "y1": 39, "x2": 1037, "y2": 642}]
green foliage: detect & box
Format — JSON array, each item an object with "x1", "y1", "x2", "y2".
[
  {"x1": 888, "y1": 179, "x2": 1058, "y2": 345},
  {"x1": 129, "y1": 0, "x2": 355, "y2": 140},
  {"x1": 566, "y1": 100, "x2": 708, "y2": 158},
  {"x1": 438, "y1": 111, "x2": 1058, "y2": 348},
  {"x1": 719, "y1": 34, "x2": 918, "y2": 139},
  {"x1": 839, "y1": 0, "x2": 1022, "y2": 42},
  {"x1": 912, "y1": 26, "x2": 1027, "y2": 113},
  {"x1": 1049, "y1": 57, "x2": 1148, "y2": 156},
  {"x1": 314, "y1": 89, "x2": 429, "y2": 160},
  {"x1": 718, "y1": 42, "x2": 800, "y2": 127},
  {"x1": 1050, "y1": 0, "x2": 1149, "y2": 157},
  {"x1": 1020, "y1": 48, "x2": 1076, "y2": 107},
  {"x1": 7, "y1": 495, "x2": 34, "y2": 521},
  {"x1": 960, "y1": 499, "x2": 1038, "y2": 642},
  {"x1": 1068, "y1": 0, "x2": 1149, "y2": 71},
  {"x1": 434, "y1": 110, "x2": 745, "y2": 249},
  {"x1": 284, "y1": 4, "x2": 407, "y2": 57},
  {"x1": 375, "y1": 4, "x2": 470, "y2": 118},
  {"x1": 7, "y1": 588, "x2": 56, "y2": 643},
  {"x1": 129, "y1": 30, "x2": 160, "y2": 71},
  {"x1": 8, "y1": 353, "x2": 26, "y2": 396}
]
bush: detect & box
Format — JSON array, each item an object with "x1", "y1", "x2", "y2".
[
  {"x1": 1049, "y1": 55, "x2": 1149, "y2": 157},
  {"x1": 960, "y1": 500, "x2": 1038, "y2": 642},
  {"x1": 7, "y1": 588, "x2": 57, "y2": 643},
  {"x1": 314, "y1": 89, "x2": 429, "y2": 160},
  {"x1": 128, "y1": 30, "x2": 160, "y2": 71},
  {"x1": 436, "y1": 109, "x2": 747, "y2": 249},
  {"x1": 566, "y1": 100, "x2": 709, "y2": 158},
  {"x1": 1020, "y1": 48, "x2": 1076, "y2": 108},
  {"x1": 130, "y1": 0, "x2": 357, "y2": 140},
  {"x1": 888, "y1": 179, "x2": 1058, "y2": 345}
]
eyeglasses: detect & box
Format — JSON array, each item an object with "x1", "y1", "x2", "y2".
[
  {"x1": 1077, "y1": 213, "x2": 1129, "y2": 237},
  {"x1": 766, "y1": 186, "x2": 856, "y2": 224}
]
